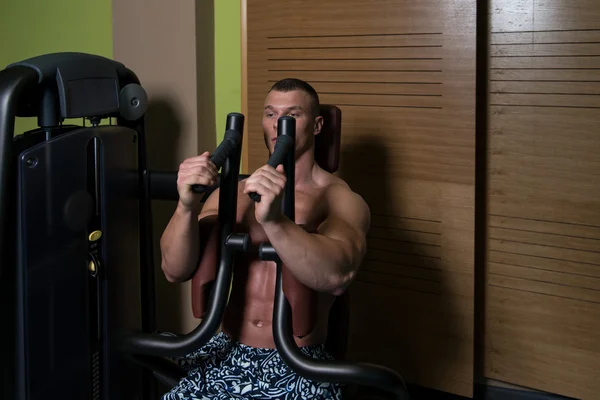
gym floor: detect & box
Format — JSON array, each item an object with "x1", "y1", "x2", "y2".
[
  {"x1": 154, "y1": 381, "x2": 576, "y2": 399},
  {"x1": 403, "y1": 383, "x2": 577, "y2": 400}
]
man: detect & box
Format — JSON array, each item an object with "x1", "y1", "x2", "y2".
[{"x1": 160, "y1": 78, "x2": 371, "y2": 399}]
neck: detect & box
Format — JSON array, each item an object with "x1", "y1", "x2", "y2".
[{"x1": 292, "y1": 147, "x2": 317, "y2": 187}]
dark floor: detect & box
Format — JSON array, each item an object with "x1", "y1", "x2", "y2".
[
  {"x1": 347, "y1": 384, "x2": 467, "y2": 400},
  {"x1": 154, "y1": 379, "x2": 577, "y2": 399},
  {"x1": 407, "y1": 384, "x2": 468, "y2": 400},
  {"x1": 403, "y1": 383, "x2": 576, "y2": 400}
]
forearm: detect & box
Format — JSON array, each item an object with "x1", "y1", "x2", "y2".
[
  {"x1": 159, "y1": 201, "x2": 201, "y2": 282},
  {"x1": 262, "y1": 217, "x2": 357, "y2": 294}
]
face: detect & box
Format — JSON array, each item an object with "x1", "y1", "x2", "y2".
[{"x1": 262, "y1": 89, "x2": 323, "y2": 157}]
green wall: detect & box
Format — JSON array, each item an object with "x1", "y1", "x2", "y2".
[
  {"x1": 0, "y1": 0, "x2": 242, "y2": 147},
  {"x1": 214, "y1": 0, "x2": 242, "y2": 144},
  {"x1": 0, "y1": 0, "x2": 114, "y2": 134}
]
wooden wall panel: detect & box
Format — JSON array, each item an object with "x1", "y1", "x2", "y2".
[
  {"x1": 485, "y1": 1, "x2": 600, "y2": 398},
  {"x1": 245, "y1": 0, "x2": 476, "y2": 396}
]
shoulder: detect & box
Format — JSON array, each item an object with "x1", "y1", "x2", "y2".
[
  {"x1": 319, "y1": 170, "x2": 366, "y2": 206},
  {"x1": 322, "y1": 176, "x2": 371, "y2": 234}
]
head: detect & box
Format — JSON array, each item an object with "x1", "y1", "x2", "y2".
[{"x1": 262, "y1": 78, "x2": 324, "y2": 158}]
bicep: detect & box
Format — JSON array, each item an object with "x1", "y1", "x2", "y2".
[{"x1": 317, "y1": 189, "x2": 371, "y2": 260}]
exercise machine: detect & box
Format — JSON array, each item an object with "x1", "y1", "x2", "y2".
[
  {"x1": 0, "y1": 52, "x2": 409, "y2": 399},
  {"x1": 0, "y1": 52, "x2": 160, "y2": 400}
]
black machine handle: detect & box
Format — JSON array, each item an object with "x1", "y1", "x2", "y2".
[
  {"x1": 248, "y1": 117, "x2": 295, "y2": 202},
  {"x1": 192, "y1": 113, "x2": 244, "y2": 194},
  {"x1": 262, "y1": 116, "x2": 410, "y2": 399},
  {"x1": 208, "y1": 129, "x2": 242, "y2": 169},
  {"x1": 119, "y1": 112, "x2": 245, "y2": 358},
  {"x1": 147, "y1": 111, "x2": 245, "y2": 202},
  {"x1": 177, "y1": 128, "x2": 239, "y2": 197}
]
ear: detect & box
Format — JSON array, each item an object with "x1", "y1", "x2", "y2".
[{"x1": 313, "y1": 115, "x2": 324, "y2": 136}]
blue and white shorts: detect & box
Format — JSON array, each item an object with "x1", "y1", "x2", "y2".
[{"x1": 161, "y1": 331, "x2": 343, "y2": 399}]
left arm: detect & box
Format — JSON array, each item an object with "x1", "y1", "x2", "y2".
[
  {"x1": 244, "y1": 166, "x2": 371, "y2": 295},
  {"x1": 264, "y1": 190, "x2": 370, "y2": 295}
]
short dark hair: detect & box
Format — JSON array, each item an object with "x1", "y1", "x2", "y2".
[{"x1": 269, "y1": 78, "x2": 320, "y2": 118}]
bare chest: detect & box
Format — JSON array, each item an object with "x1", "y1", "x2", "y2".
[{"x1": 235, "y1": 188, "x2": 329, "y2": 244}]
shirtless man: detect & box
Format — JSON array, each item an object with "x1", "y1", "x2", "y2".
[{"x1": 159, "y1": 78, "x2": 371, "y2": 399}]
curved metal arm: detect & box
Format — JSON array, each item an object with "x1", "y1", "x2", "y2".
[
  {"x1": 119, "y1": 112, "x2": 245, "y2": 358},
  {"x1": 119, "y1": 250, "x2": 236, "y2": 357},
  {"x1": 268, "y1": 116, "x2": 411, "y2": 399},
  {"x1": 272, "y1": 271, "x2": 409, "y2": 399},
  {"x1": 248, "y1": 132, "x2": 294, "y2": 202}
]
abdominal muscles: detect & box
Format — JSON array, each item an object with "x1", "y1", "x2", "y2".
[
  {"x1": 222, "y1": 258, "x2": 279, "y2": 348},
  {"x1": 220, "y1": 190, "x2": 333, "y2": 349},
  {"x1": 221, "y1": 257, "x2": 332, "y2": 349}
]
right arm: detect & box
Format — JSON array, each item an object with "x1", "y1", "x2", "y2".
[
  {"x1": 160, "y1": 193, "x2": 219, "y2": 282},
  {"x1": 159, "y1": 152, "x2": 219, "y2": 283}
]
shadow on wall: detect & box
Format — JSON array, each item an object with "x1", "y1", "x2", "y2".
[
  {"x1": 337, "y1": 131, "x2": 461, "y2": 396},
  {"x1": 143, "y1": 96, "x2": 188, "y2": 334}
]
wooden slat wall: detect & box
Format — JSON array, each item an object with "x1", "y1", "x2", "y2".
[
  {"x1": 485, "y1": 1, "x2": 600, "y2": 398},
  {"x1": 244, "y1": 0, "x2": 476, "y2": 397}
]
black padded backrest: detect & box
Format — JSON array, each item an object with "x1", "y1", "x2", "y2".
[{"x1": 314, "y1": 104, "x2": 342, "y2": 173}]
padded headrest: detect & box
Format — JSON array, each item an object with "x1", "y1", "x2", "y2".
[{"x1": 314, "y1": 104, "x2": 341, "y2": 173}]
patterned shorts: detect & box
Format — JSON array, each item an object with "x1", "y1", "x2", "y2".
[{"x1": 161, "y1": 331, "x2": 343, "y2": 399}]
